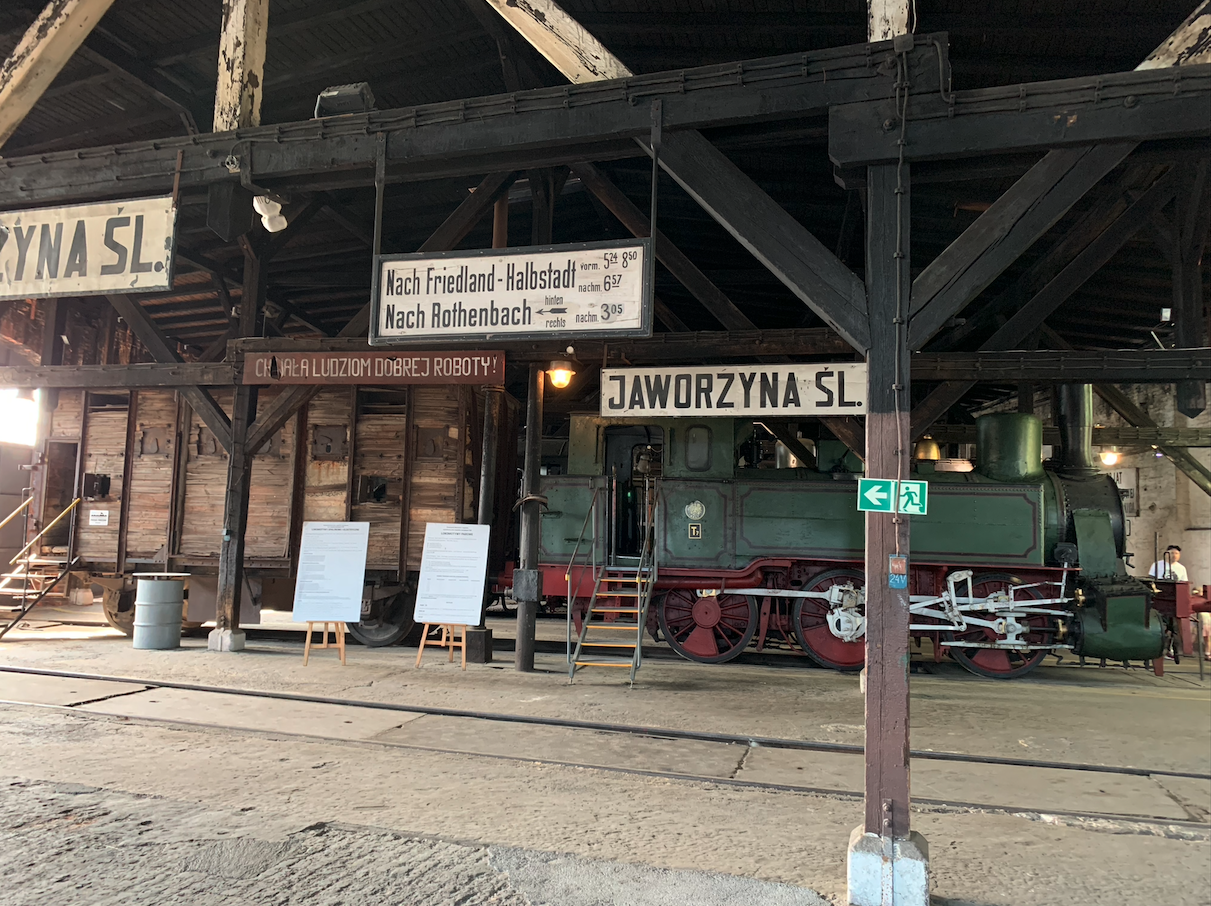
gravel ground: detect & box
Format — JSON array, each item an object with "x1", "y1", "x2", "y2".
[{"x1": 0, "y1": 779, "x2": 826, "y2": 906}]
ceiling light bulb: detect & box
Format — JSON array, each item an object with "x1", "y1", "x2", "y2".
[
  {"x1": 253, "y1": 195, "x2": 281, "y2": 217},
  {"x1": 546, "y1": 360, "x2": 576, "y2": 389},
  {"x1": 1100, "y1": 449, "x2": 1119, "y2": 466}
]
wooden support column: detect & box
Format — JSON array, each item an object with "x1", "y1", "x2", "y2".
[
  {"x1": 1172, "y1": 160, "x2": 1210, "y2": 418},
  {"x1": 863, "y1": 162, "x2": 912, "y2": 839},
  {"x1": 515, "y1": 364, "x2": 544, "y2": 672},
  {"x1": 0, "y1": 0, "x2": 119, "y2": 148},
  {"x1": 211, "y1": 235, "x2": 264, "y2": 649},
  {"x1": 212, "y1": 0, "x2": 269, "y2": 132}
]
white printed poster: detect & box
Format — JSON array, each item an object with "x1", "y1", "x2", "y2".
[
  {"x1": 414, "y1": 523, "x2": 491, "y2": 625},
  {"x1": 292, "y1": 522, "x2": 370, "y2": 622}
]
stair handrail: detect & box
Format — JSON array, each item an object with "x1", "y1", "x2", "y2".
[
  {"x1": 566, "y1": 486, "x2": 601, "y2": 664},
  {"x1": 11, "y1": 498, "x2": 81, "y2": 566},
  {"x1": 0, "y1": 556, "x2": 81, "y2": 641},
  {"x1": 0, "y1": 495, "x2": 33, "y2": 534}
]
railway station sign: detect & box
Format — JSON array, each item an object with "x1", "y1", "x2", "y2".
[
  {"x1": 0, "y1": 196, "x2": 176, "y2": 301},
  {"x1": 600, "y1": 363, "x2": 867, "y2": 416},
  {"x1": 370, "y1": 238, "x2": 653, "y2": 344},
  {"x1": 242, "y1": 350, "x2": 505, "y2": 384}
]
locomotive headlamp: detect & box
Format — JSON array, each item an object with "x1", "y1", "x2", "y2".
[
  {"x1": 546, "y1": 360, "x2": 576, "y2": 389},
  {"x1": 1099, "y1": 447, "x2": 1119, "y2": 466}
]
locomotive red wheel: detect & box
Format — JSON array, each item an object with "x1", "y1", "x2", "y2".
[
  {"x1": 658, "y1": 589, "x2": 757, "y2": 664},
  {"x1": 792, "y1": 568, "x2": 866, "y2": 671},
  {"x1": 942, "y1": 573, "x2": 1060, "y2": 679}
]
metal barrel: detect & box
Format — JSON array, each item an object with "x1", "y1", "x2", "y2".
[{"x1": 132, "y1": 576, "x2": 186, "y2": 650}]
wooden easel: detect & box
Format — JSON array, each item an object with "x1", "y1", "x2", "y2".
[
  {"x1": 415, "y1": 623, "x2": 467, "y2": 669},
  {"x1": 303, "y1": 621, "x2": 347, "y2": 665}
]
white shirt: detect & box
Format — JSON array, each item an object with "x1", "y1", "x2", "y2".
[{"x1": 1148, "y1": 559, "x2": 1188, "y2": 582}]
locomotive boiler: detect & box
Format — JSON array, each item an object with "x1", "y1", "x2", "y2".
[{"x1": 532, "y1": 384, "x2": 1163, "y2": 678}]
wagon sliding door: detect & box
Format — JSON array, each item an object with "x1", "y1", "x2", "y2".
[{"x1": 74, "y1": 393, "x2": 129, "y2": 567}]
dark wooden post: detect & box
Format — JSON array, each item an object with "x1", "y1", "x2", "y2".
[
  {"x1": 210, "y1": 243, "x2": 263, "y2": 650},
  {"x1": 515, "y1": 364, "x2": 544, "y2": 671},
  {"x1": 1173, "y1": 161, "x2": 1209, "y2": 419},
  {"x1": 863, "y1": 162, "x2": 912, "y2": 839}
]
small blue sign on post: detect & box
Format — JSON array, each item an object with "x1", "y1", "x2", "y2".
[{"x1": 888, "y1": 554, "x2": 908, "y2": 589}]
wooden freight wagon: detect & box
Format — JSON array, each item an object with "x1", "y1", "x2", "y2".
[{"x1": 36, "y1": 383, "x2": 517, "y2": 645}]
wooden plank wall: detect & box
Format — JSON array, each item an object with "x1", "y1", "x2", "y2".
[
  {"x1": 302, "y1": 390, "x2": 351, "y2": 523},
  {"x1": 123, "y1": 391, "x2": 175, "y2": 560},
  {"x1": 178, "y1": 391, "x2": 229, "y2": 556},
  {"x1": 76, "y1": 400, "x2": 128, "y2": 563},
  {"x1": 352, "y1": 410, "x2": 406, "y2": 569},
  {"x1": 405, "y1": 386, "x2": 465, "y2": 571},
  {"x1": 246, "y1": 388, "x2": 295, "y2": 559},
  {"x1": 49, "y1": 391, "x2": 83, "y2": 439},
  {"x1": 179, "y1": 389, "x2": 295, "y2": 559}
]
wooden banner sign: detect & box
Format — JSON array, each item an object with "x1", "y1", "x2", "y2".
[
  {"x1": 243, "y1": 350, "x2": 505, "y2": 385},
  {"x1": 601, "y1": 363, "x2": 868, "y2": 417},
  {"x1": 0, "y1": 196, "x2": 176, "y2": 301}
]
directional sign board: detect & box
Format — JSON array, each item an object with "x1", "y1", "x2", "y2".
[
  {"x1": 857, "y1": 478, "x2": 896, "y2": 513},
  {"x1": 371, "y1": 238, "x2": 652, "y2": 344},
  {"x1": 897, "y1": 480, "x2": 929, "y2": 515}
]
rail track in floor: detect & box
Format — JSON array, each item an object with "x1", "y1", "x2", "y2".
[{"x1": 1, "y1": 662, "x2": 1209, "y2": 839}]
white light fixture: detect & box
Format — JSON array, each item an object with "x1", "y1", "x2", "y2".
[
  {"x1": 546, "y1": 359, "x2": 576, "y2": 389},
  {"x1": 1099, "y1": 447, "x2": 1119, "y2": 467},
  {"x1": 253, "y1": 195, "x2": 288, "y2": 233}
]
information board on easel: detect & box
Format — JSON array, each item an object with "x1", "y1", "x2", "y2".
[
  {"x1": 414, "y1": 523, "x2": 491, "y2": 669},
  {"x1": 293, "y1": 522, "x2": 370, "y2": 665}
]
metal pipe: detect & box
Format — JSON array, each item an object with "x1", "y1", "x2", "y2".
[
  {"x1": 0, "y1": 496, "x2": 33, "y2": 533},
  {"x1": 515, "y1": 364, "x2": 543, "y2": 671},
  {"x1": 1057, "y1": 384, "x2": 1098, "y2": 475},
  {"x1": 476, "y1": 387, "x2": 502, "y2": 628}
]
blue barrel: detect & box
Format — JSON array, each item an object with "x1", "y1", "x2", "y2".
[{"x1": 132, "y1": 574, "x2": 188, "y2": 650}]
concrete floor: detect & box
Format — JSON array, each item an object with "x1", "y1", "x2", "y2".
[{"x1": 0, "y1": 622, "x2": 1208, "y2": 905}]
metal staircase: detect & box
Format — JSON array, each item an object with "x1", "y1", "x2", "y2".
[
  {"x1": 566, "y1": 483, "x2": 659, "y2": 684},
  {"x1": 0, "y1": 498, "x2": 81, "y2": 640}
]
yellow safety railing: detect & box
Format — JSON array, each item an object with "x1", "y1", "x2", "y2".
[
  {"x1": 10, "y1": 498, "x2": 81, "y2": 565},
  {"x1": 0, "y1": 496, "x2": 32, "y2": 534}
]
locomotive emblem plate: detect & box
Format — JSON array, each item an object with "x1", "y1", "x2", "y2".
[
  {"x1": 688, "y1": 523, "x2": 703, "y2": 539},
  {"x1": 684, "y1": 500, "x2": 706, "y2": 520}
]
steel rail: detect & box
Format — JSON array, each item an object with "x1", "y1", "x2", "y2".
[
  {"x1": 0, "y1": 664, "x2": 1206, "y2": 781},
  {"x1": 2, "y1": 696, "x2": 1206, "y2": 834}
]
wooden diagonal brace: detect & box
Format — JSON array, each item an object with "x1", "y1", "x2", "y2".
[{"x1": 106, "y1": 294, "x2": 233, "y2": 451}]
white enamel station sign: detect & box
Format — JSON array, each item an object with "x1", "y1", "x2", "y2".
[
  {"x1": 0, "y1": 196, "x2": 177, "y2": 300},
  {"x1": 601, "y1": 364, "x2": 868, "y2": 417},
  {"x1": 371, "y1": 239, "x2": 652, "y2": 344}
]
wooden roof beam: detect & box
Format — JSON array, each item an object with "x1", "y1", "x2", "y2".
[
  {"x1": 905, "y1": 2, "x2": 1211, "y2": 352},
  {"x1": 213, "y1": 0, "x2": 267, "y2": 132},
  {"x1": 482, "y1": 0, "x2": 874, "y2": 351},
  {"x1": 0, "y1": 0, "x2": 118, "y2": 148}
]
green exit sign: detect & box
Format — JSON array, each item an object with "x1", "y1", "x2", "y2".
[
  {"x1": 857, "y1": 478, "x2": 896, "y2": 513},
  {"x1": 857, "y1": 478, "x2": 929, "y2": 515}
]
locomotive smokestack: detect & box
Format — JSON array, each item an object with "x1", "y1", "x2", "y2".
[{"x1": 1056, "y1": 384, "x2": 1098, "y2": 475}]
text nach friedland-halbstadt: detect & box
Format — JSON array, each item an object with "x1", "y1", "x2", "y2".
[{"x1": 381, "y1": 259, "x2": 579, "y2": 331}]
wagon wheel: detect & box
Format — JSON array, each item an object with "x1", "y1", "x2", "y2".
[
  {"x1": 942, "y1": 573, "x2": 1060, "y2": 679},
  {"x1": 658, "y1": 589, "x2": 757, "y2": 664},
  {"x1": 100, "y1": 586, "x2": 135, "y2": 637},
  {"x1": 347, "y1": 586, "x2": 417, "y2": 647},
  {"x1": 792, "y1": 568, "x2": 866, "y2": 672}
]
